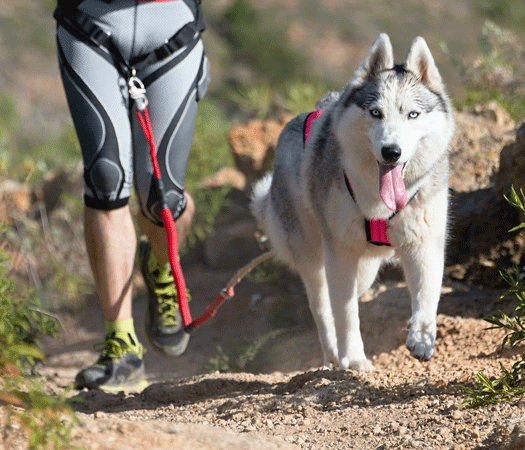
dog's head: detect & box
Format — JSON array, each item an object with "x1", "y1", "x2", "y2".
[{"x1": 335, "y1": 34, "x2": 454, "y2": 211}]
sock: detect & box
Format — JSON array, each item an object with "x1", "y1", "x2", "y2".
[{"x1": 106, "y1": 318, "x2": 140, "y2": 349}]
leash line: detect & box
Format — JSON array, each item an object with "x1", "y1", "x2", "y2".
[
  {"x1": 135, "y1": 101, "x2": 193, "y2": 329},
  {"x1": 187, "y1": 250, "x2": 276, "y2": 332}
]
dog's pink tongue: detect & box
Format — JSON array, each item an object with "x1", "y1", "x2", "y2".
[{"x1": 378, "y1": 164, "x2": 408, "y2": 211}]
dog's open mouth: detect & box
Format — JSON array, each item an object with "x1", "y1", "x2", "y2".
[{"x1": 378, "y1": 163, "x2": 408, "y2": 212}]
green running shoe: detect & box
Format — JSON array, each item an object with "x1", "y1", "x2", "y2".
[
  {"x1": 75, "y1": 333, "x2": 147, "y2": 391},
  {"x1": 139, "y1": 239, "x2": 190, "y2": 357}
]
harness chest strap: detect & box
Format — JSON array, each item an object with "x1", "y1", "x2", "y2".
[{"x1": 304, "y1": 111, "x2": 392, "y2": 247}]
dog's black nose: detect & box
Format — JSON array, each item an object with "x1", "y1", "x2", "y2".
[{"x1": 381, "y1": 144, "x2": 402, "y2": 163}]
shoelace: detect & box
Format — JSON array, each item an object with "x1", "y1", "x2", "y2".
[
  {"x1": 94, "y1": 333, "x2": 139, "y2": 361},
  {"x1": 148, "y1": 259, "x2": 191, "y2": 327}
]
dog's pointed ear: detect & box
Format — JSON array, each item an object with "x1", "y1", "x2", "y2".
[
  {"x1": 352, "y1": 34, "x2": 394, "y2": 84},
  {"x1": 405, "y1": 37, "x2": 443, "y2": 92}
]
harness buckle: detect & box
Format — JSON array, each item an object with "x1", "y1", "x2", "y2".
[
  {"x1": 76, "y1": 14, "x2": 111, "y2": 48},
  {"x1": 88, "y1": 26, "x2": 112, "y2": 48},
  {"x1": 128, "y1": 71, "x2": 148, "y2": 110},
  {"x1": 155, "y1": 41, "x2": 176, "y2": 61}
]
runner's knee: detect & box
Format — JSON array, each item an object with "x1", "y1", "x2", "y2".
[
  {"x1": 84, "y1": 159, "x2": 129, "y2": 210},
  {"x1": 142, "y1": 190, "x2": 188, "y2": 226}
]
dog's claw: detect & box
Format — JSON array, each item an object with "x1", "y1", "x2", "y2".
[
  {"x1": 406, "y1": 324, "x2": 436, "y2": 361},
  {"x1": 407, "y1": 343, "x2": 433, "y2": 361}
]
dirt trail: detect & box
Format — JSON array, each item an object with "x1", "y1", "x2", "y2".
[{"x1": 34, "y1": 265, "x2": 525, "y2": 450}]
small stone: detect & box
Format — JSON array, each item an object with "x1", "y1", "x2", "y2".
[
  {"x1": 451, "y1": 410, "x2": 462, "y2": 420},
  {"x1": 398, "y1": 426, "x2": 408, "y2": 436},
  {"x1": 372, "y1": 426, "x2": 382, "y2": 435}
]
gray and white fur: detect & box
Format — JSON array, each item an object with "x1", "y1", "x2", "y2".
[{"x1": 251, "y1": 34, "x2": 455, "y2": 371}]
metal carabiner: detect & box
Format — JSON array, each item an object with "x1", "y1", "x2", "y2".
[{"x1": 128, "y1": 70, "x2": 148, "y2": 110}]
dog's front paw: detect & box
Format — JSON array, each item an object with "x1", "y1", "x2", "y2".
[
  {"x1": 323, "y1": 354, "x2": 340, "y2": 370},
  {"x1": 340, "y1": 357, "x2": 375, "y2": 372},
  {"x1": 406, "y1": 319, "x2": 436, "y2": 361}
]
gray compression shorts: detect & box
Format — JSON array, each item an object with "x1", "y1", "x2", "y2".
[{"x1": 56, "y1": 0, "x2": 210, "y2": 225}]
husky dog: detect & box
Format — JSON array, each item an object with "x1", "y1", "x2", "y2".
[{"x1": 250, "y1": 34, "x2": 455, "y2": 371}]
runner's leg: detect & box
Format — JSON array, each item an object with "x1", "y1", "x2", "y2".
[
  {"x1": 85, "y1": 206, "x2": 136, "y2": 321},
  {"x1": 137, "y1": 193, "x2": 195, "y2": 266},
  {"x1": 57, "y1": 31, "x2": 136, "y2": 326},
  {"x1": 56, "y1": 2, "x2": 146, "y2": 388}
]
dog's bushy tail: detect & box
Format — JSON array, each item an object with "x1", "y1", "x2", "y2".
[{"x1": 250, "y1": 173, "x2": 273, "y2": 232}]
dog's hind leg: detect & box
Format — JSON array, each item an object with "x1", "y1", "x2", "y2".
[
  {"x1": 323, "y1": 244, "x2": 374, "y2": 372},
  {"x1": 298, "y1": 261, "x2": 339, "y2": 369}
]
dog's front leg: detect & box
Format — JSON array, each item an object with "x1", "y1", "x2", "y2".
[
  {"x1": 324, "y1": 244, "x2": 374, "y2": 372},
  {"x1": 400, "y1": 244, "x2": 443, "y2": 360},
  {"x1": 397, "y1": 195, "x2": 448, "y2": 361}
]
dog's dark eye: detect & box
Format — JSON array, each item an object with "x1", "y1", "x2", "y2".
[
  {"x1": 408, "y1": 111, "x2": 420, "y2": 119},
  {"x1": 370, "y1": 109, "x2": 382, "y2": 119}
]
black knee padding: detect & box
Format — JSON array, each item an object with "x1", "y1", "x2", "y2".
[
  {"x1": 87, "y1": 158, "x2": 124, "y2": 199},
  {"x1": 145, "y1": 190, "x2": 187, "y2": 227}
]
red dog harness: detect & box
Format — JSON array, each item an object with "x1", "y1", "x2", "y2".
[{"x1": 304, "y1": 111, "x2": 392, "y2": 246}]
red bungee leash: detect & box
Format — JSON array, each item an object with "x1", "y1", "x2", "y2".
[{"x1": 129, "y1": 73, "x2": 275, "y2": 333}]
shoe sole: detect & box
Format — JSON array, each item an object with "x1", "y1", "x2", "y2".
[
  {"x1": 76, "y1": 378, "x2": 149, "y2": 392},
  {"x1": 97, "y1": 379, "x2": 149, "y2": 392},
  {"x1": 143, "y1": 318, "x2": 190, "y2": 357}
]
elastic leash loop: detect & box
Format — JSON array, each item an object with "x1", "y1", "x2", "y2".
[{"x1": 132, "y1": 76, "x2": 193, "y2": 329}]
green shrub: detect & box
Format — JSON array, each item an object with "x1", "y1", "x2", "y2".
[
  {"x1": 0, "y1": 240, "x2": 80, "y2": 449},
  {"x1": 459, "y1": 187, "x2": 525, "y2": 408},
  {"x1": 207, "y1": 329, "x2": 286, "y2": 373}
]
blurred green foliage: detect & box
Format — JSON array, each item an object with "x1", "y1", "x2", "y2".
[
  {"x1": 0, "y1": 240, "x2": 80, "y2": 449},
  {"x1": 473, "y1": 0, "x2": 525, "y2": 31},
  {"x1": 460, "y1": 188, "x2": 525, "y2": 409},
  {"x1": 220, "y1": 0, "x2": 308, "y2": 85},
  {"x1": 207, "y1": 329, "x2": 286, "y2": 373},
  {"x1": 445, "y1": 20, "x2": 525, "y2": 121}
]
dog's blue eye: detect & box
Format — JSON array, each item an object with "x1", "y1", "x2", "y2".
[
  {"x1": 370, "y1": 109, "x2": 382, "y2": 119},
  {"x1": 408, "y1": 111, "x2": 420, "y2": 119}
]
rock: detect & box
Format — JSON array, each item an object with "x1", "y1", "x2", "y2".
[
  {"x1": 228, "y1": 117, "x2": 291, "y2": 187},
  {"x1": 0, "y1": 165, "x2": 83, "y2": 222},
  {"x1": 472, "y1": 100, "x2": 516, "y2": 132},
  {"x1": 0, "y1": 178, "x2": 37, "y2": 220},
  {"x1": 201, "y1": 167, "x2": 247, "y2": 191},
  {"x1": 447, "y1": 110, "x2": 525, "y2": 287},
  {"x1": 449, "y1": 103, "x2": 515, "y2": 193},
  {"x1": 495, "y1": 120, "x2": 525, "y2": 200},
  {"x1": 40, "y1": 167, "x2": 83, "y2": 214}
]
